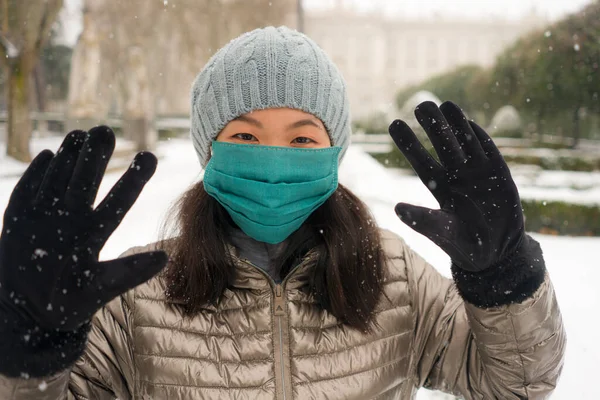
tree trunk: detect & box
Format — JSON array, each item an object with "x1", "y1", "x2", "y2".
[
  {"x1": 296, "y1": 0, "x2": 304, "y2": 32},
  {"x1": 121, "y1": 46, "x2": 156, "y2": 151},
  {"x1": 34, "y1": 63, "x2": 46, "y2": 111},
  {"x1": 3, "y1": 0, "x2": 63, "y2": 160},
  {"x1": 122, "y1": 117, "x2": 155, "y2": 152},
  {"x1": 7, "y1": 54, "x2": 33, "y2": 162},
  {"x1": 535, "y1": 106, "x2": 545, "y2": 139},
  {"x1": 571, "y1": 106, "x2": 581, "y2": 149}
]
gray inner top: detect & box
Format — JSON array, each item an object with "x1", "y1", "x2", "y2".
[{"x1": 228, "y1": 228, "x2": 287, "y2": 283}]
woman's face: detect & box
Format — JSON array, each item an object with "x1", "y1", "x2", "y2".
[{"x1": 216, "y1": 108, "x2": 331, "y2": 148}]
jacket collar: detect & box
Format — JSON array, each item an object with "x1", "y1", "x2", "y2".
[{"x1": 227, "y1": 243, "x2": 319, "y2": 291}]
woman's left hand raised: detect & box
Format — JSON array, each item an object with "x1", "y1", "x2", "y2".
[{"x1": 389, "y1": 101, "x2": 525, "y2": 272}]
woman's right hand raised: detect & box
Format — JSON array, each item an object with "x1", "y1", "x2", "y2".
[{"x1": 0, "y1": 126, "x2": 168, "y2": 334}]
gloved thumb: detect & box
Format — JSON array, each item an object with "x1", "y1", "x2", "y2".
[
  {"x1": 394, "y1": 202, "x2": 449, "y2": 241},
  {"x1": 94, "y1": 250, "x2": 169, "y2": 305}
]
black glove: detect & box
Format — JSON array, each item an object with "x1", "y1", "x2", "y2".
[
  {"x1": 0, "y1": 127, "x2": 168, "y2": 378},
  {"x1": 389, "y1": 101, "x2": 546, "y2": 306}
]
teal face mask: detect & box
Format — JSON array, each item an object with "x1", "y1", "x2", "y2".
[{"x1": 203, "y1": 142, "x2": 341, "y2": 244}]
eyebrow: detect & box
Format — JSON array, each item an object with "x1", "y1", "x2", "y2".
[
  {"x1": 234, "y1": 115, "x2": 263, "y2": 128},
  {"x1": 234, "y1": 115, "x2": 323, "y2": 131},
  {"x1": 286, "y1": 119, "x2": 323, "y2": 130}
]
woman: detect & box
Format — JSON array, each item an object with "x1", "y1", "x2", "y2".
[{"x1": 0, "y1": 26, "x2": 564, "y2": 399}]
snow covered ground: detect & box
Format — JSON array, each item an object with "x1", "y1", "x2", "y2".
[
  {"x1": 0, "y1": 137, "x2": 598, "y2": 399},
  {"x1": 511, "y1": 166, "x2": 600, "y2": 206}
]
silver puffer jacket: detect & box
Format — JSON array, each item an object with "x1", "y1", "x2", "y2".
[{"x1": 0, "y1": 229, "x2": 565, "y2": 399}]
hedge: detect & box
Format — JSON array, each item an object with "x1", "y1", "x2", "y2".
[
  {"x1": 502, "y1": 153, "x2": 600, "y2": 172},
  {"x1": 372, "y1": 146, "x2": 600, "y2": 172},
  {"x1": 370, "y1": 150, "x2": 599, "y2": 236},
  {"x1": 522, "y1": 199, "x2": 600, "y2": 236}
]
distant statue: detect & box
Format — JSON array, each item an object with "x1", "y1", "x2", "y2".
[
  {"x1": 488, "y1": 105, "x2": 522, "y2": 137},
  {"x1": 400, "y1": 91, "x2": 442, "y2": 131}
]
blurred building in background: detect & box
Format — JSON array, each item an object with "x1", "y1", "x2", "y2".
[
  {"x1": 306, "y1": 2, "x2": 546, "y2": 118},
  {"x1": 66, "y1": 0, "x2": 547, "y2": 124}
]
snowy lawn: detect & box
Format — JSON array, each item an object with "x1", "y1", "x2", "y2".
[{"x1": 0, "y1": 138, "x2": 598, "y2": 399}]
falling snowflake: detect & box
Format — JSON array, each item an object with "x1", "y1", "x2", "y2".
[{"x1": 33, "y1": 249, "x2": 48, "y2": 259}]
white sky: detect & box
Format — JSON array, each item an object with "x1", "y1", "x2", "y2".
[
  {"x1": 305, "y1": 0, "x2": 592, "y2": 20},
  {"x1": 61, "y1": 0, "x2": 592, "y2": 45}
]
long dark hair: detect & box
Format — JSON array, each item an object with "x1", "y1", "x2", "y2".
[{"x1": 160, "y1": 182, "x2": 386, "y2": 332}]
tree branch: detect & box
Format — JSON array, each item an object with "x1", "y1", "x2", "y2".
[
  {"x1": 0, "y1": 32, "x2": 18, "y2": 58},
  {"x1": 33, "y1": 0, "x2": 63, "y2": 54}
]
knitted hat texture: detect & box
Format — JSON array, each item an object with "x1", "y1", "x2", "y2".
[{"x1": 190, "y1": 26, "x2": 351, "y2": 167}]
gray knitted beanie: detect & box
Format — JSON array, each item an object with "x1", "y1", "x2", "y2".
[{"x1": 190, "y1": 26, "x2": 351, "y2": 168}]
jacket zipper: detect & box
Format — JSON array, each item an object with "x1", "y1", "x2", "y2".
[
  {"x1": 239, "y1": 257, "x2": 315, "y2": 400},
  {"x1": 274, "y1": 283, "x2": 287, "y2": 400}
]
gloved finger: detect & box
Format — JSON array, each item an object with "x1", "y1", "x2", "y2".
[
  {"x1": 65, "y1": 126, "x2": 116, "y2": 209},
  {"x1": 93, "y1": 151, "x2": 158, "y2": 242},
  {"x1": 439, "y1": 102, "x2": 486, "y2": 161},
  {"x1": 395, "y1": 202, "x2": 484, "y2": 271},
  {"x1": 414, "y1": 101, "x2": 466, "y2": 168},
  {"x1": 389, "y1": 119, "x2": 443, "y2": 179},
  {"x1": 35, "y1": 131, "x2": 87, "y2": 206},
  {"x1": 468, "y1": 120, "x2": 501, "y2": 158},
  {"x1": 394, "y1": 202, "x2": 457, "y2": 243},
  {"x1": 6, "y1": 149, "x2": 54, "y2": 211},
  {"x1": 92, "y1": 250, "x2": 168, "y2": 303}
]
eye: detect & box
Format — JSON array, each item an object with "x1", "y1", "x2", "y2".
[
  {"x1": 233, "y1": 133, "x2": 257, "y2": 142},
  {"x1": 292, "y1": 137, "x2": 316, "y2": 145}
]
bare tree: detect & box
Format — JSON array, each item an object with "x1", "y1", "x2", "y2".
[
  {"x1": 68, "y1": 0, "x2": 295, "y2": 151},
  {"x1": 0, "y1": 0, "x2": 63, "y2": 162}
]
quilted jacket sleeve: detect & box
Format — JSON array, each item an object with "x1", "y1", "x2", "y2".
[
  {"x1": 0, "y1": 293, "x2": 135, "y2": 400},
  {"x1": 0, "y1": 246, "x2": 148, "y2": 400},
  {"x1": 401, "y1": 234, "x2": 566, "y2": 399}
]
